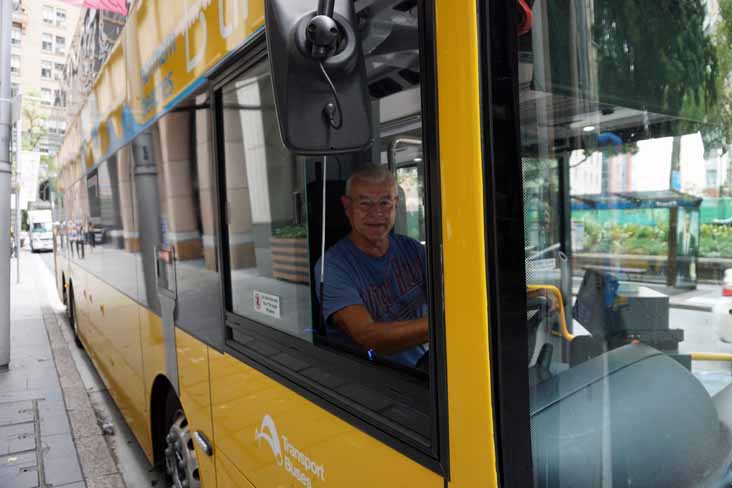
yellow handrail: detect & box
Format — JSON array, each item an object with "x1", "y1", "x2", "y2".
[
  {"x1": 690, "y1": 352, "x2": 732, "y2": 362},
  {"x1": 527, "y1": 285, "x2": 575, "y2": 342}
]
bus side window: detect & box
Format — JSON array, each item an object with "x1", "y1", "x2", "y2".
[{"x1": 218, "y1": 0, "x2": 441, "y2": 459}]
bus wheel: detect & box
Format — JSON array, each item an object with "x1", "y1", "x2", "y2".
[
  {"x1": 67, "y1": 286, "x2": 83, "y2": 348},
  {"x1": 164, "y1": 393, "x2": 200, "y2": 488}
]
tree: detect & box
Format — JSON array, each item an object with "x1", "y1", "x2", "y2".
[
  {"x1": 587, "y1": 0, "x2": 718, "y2": 287},
  {"x1": 18, "y1": 92, "x2": 60, "y2": 202},
  {"x1": 20, "y1": 93, "x2": 48, "y2": 152},
  {"x1": 592, "y1": 0, "x2": 717, "y2": 120}
]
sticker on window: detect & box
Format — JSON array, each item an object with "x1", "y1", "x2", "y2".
[{"x1": 253, "y1": 290, "x2": 281, "y2": 319}]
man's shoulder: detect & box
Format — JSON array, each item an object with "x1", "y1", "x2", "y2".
[
  {"x1": 327, "y1": 235, "x2": 356, "y2": 256},
  {"x1": 322, "y1": 236, "x2": 359, "y2": 266}
]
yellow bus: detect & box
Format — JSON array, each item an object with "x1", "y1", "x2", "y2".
[{"x1": 53, "y1": 0, "x2": 732, "y2": 486}]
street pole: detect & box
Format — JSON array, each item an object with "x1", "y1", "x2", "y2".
[
  {"x1": 14, "y1": 102, "x2": 20, "y2": 285},
  {"x1": 0, "y1": 0, "x2": 14, "y2": 368}
]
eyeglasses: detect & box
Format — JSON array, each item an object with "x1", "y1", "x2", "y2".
[{"x1": 347, "y1": 196, "x2": 397, "y2": 214}]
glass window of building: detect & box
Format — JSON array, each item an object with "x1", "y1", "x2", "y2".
[
  {"x1": 11, "y1": 25, "x2": 21, "y2": 46},
  {"x1": 41, "y1": 60, "x2": 52, "y2": 79},
  {"x1": 10, "y1": 55, "x2": 20, "y2": 75},
  {"x1": 54, "y1": 89, "x2": 66, "y2": 107},
  {"x1": 41, "y1": 88, "x2": 52, "y2": 106},
  {"x1": 55, "y1": 36, "x2": 65, "y2": 55},
  {"x1": 41, "y1": 33, "x2": 52, "y2": 52},
  {"x1": 42, "y1": 5, "x2": 53, "y2": 24},
  {"x1": 55, "y1": 8, "x2": 66, "y2": 27},
  {"x1": 54, "y1": 63, "x2": 64, "y2": 80}
]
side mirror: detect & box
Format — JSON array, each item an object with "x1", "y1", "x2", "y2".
[{"x1": 265, "y1": 0, "x2": 373, "y2": 155}]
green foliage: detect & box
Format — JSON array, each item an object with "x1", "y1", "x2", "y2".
[
  {"x1": 582, "y1": 221, "x2": 668, "y2": 256},
  {"x1": 581, "y1": 221, "x2": 732, "y2": 258},
  {"x1": 272, "y1": 224, "x2": 307, "y2": 239},
  {"x1": 700, "y1": 224, "x2": 732, "y2": 257},
  {"x1": 702, "y1": 0, "x2": 732, "y2": 158},
  {"x1": 593, "y1": 0, "x2": 717, "y2": 118},
  {"x1": 20, "y1": 92, "x2": 48, "y2": 152}
]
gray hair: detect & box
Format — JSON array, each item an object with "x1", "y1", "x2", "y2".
[{"x1": 345, "y1": 164, "x2": 397, "y2": 197}]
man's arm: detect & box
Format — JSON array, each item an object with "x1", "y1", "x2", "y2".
[{"x1": 331, "y1": 304, "x2": 428, "y2": 355}]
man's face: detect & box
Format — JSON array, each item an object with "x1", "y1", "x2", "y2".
[{"x1": 343, "y1": 178, "x2": 398, "y2": 245}]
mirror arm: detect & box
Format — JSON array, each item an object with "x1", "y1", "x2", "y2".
[{"x1": 317, "y1": 0, "x2": 335, "y2": 17}]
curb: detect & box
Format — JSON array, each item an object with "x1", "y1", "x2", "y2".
[{"x1": 41, "y1": 307, "x2": 127, "y2": 488}]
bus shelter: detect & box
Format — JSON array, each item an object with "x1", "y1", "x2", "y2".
[{"x1": 571, "y1": 190, "x2": 702, "y2": 288}]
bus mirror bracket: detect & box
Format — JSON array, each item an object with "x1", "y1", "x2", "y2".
[{"x1": 265, "y1": 0, "x2": 373, "y2": 155}]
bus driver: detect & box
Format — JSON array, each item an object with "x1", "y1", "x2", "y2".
[{"x1": 315, "y1": 165, "x2": 429, "y2": 368}]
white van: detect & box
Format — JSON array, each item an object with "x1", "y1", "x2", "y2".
[{"x1": 28, "y1": 209, "x2": 53, "y2": 253}]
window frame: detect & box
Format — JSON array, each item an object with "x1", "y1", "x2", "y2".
[
  {"x1": 42, "y1": 5, "x2": 54, "y2": 24},
  {"x1": 209, "y1": 1, "x2": 449, "y2": 475},
  {"x1": 10, "y1": 55, "x2": 20, "y2": 75},
  {"x1": 41, "y1": 88, "x2": 53, "y2": 105},
  {"x1": 54, "y1": 62, "x2": 65, "y2": 81},
  {"x1": 11, "y1": 25, "x2": 21, "y2": 46},
  {"x1": 55, "y1": 8, "x2": 66, "y2": 27},
  {"x1": 479, "y1": 0, "x2": 539, "y2": 487},
  {"x1": 55, "y1": 35, "x2": 66, "y2": 55},
  {"x1": 41, "y1": 60, "x2": 52, "y2": 79},
  {"x1": 41, "y1": 32, "x2": 53, "y2": 52}
]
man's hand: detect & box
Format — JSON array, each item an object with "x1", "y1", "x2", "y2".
[{"x1": 331, "y1": 305, "x2": 428, "y2": 355}]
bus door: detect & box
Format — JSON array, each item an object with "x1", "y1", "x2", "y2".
[
  {"x1": 209, "y1": 0, "x2": 449, "y2": 486},
  {"x1": 155, "y1": 244, "x2": 179, "y2": 393}
]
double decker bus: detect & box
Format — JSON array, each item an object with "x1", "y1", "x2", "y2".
[{"x1": 53, "y1": 0, "x2": 732, "y2": 486}]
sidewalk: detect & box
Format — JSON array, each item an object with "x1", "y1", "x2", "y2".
[{"x1": 0, "y1": 251, "x2": 125, "y2": 488}]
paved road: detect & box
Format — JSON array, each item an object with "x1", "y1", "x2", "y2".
[{"x1": 36, "y1": 251, "x2": 164, "y2": 488}]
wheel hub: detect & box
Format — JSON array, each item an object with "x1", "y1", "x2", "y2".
[{"x1": 164, "y1": 413, "x2": 200, "y2": 488}]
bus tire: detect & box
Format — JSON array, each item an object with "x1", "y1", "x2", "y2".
[
  {"x1": 61, "y1": 275, "x2": 67, "y2": 306},
  {"x1": 67, "y1": 284, "x2": 83, "y2": 349},
  {"x1": 163, "y1": 391, "x2": 200, "y2": 488}
]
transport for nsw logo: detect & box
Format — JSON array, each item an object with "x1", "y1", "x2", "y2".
[{"x1": 255, "y1": 414, "x2": 283, "y2": 466}]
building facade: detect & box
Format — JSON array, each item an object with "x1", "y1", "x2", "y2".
[{"x1": 11, "y1": 0, "x2": 81, "y2": 156}]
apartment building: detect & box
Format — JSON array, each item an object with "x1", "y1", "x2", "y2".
[{"x1": 11, "y1": 0, "x2": 81, "y2": 155}]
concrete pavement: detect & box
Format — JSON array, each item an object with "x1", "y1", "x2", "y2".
[{"x1": 0, "y1": 250, "x2": 128, "y2": 488}]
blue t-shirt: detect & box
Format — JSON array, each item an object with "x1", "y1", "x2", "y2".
[{"x1": 314, "y1": 233, "x2": 428, "y2": 367}]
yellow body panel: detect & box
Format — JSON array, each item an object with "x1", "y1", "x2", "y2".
[
  {"x1": 209, "y1": 350, "x2": 443, "y2": 488},
  {"x1": 216, "y1": 451, "x2": 256, "y2": 488},
  {"x1": 94, "y1": 277, "x2": 148, "y2": 453},
  {"x1": 435, "y1": 1, "x2": 499, "y2": 486},
  {"x1": 139, "y1": 309, "x2": 167, "y2": 462},
  {"x1": 176, "y1": 329, "x2": 218, "y2": 488},
  {"x1": 66, "y1": 265, "x2": 153, "y2": 461}
]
